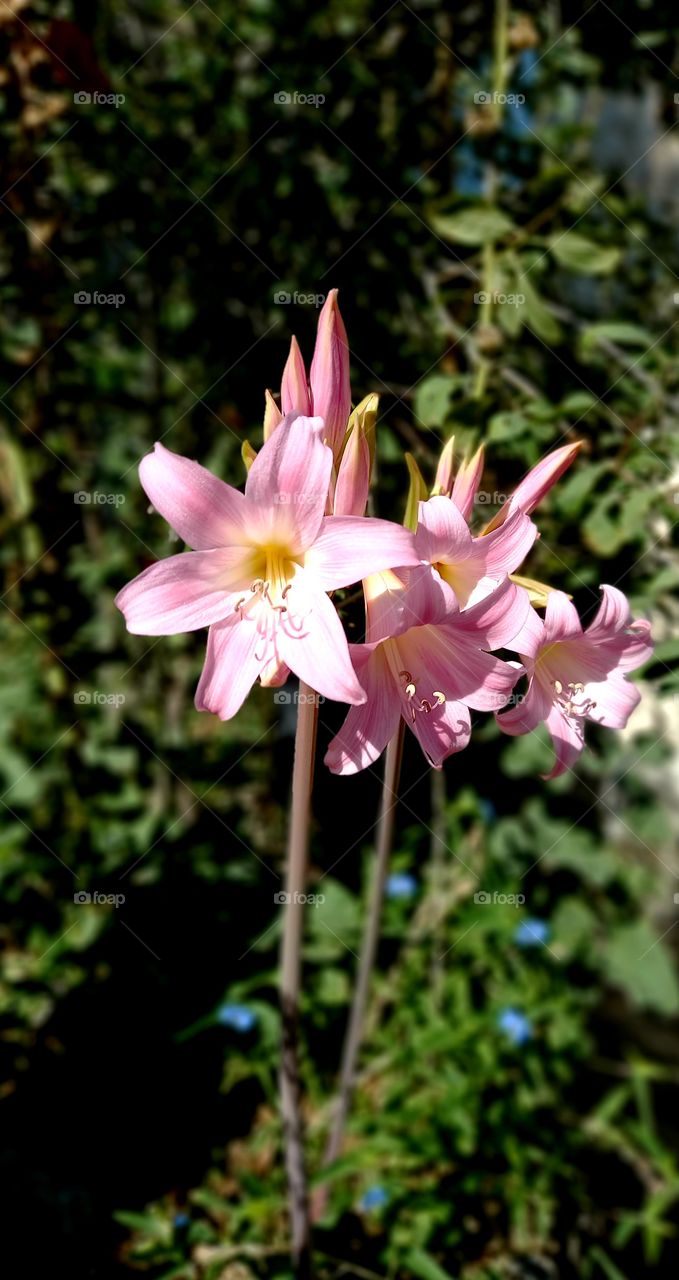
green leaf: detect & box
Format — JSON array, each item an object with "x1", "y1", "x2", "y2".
[
  {"x1": 429, "y1": 206, "x2": 515, "y2": 245},
  {"x1": 413, "y1": 374, "x2": 456, "y2": 429},
  {"x1": 406, "y1": 1248, "x2": 459, "y2": 1280},
  {"x1": 549, "y1": 231, "x2": 621, "y2": 275},
  {"x1": 580, "y1": 321, "x2": 655, "y2": 349},
  {"x1": 519, "y1": 274, "x2": 562, "y2": 344},
  {"x1": 600, "y1": 921, "x2": 679, "y2": 1015}
]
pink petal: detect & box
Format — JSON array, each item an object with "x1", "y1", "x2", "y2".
[
  {"x1": 495, "y1": 677, "x2": 552, "y2": 735},
  {"x1": 115, "y1": 548, "x2": 253, "y2": 635},
  {"x1": 324, "y1": 646, "x2": 400, "y2": 774},
  {"x1": 415, "y1": 496, "x2": 474, "y2": 566},
  {"x1": 454, "y1": 577, "x2": 531, "y2": 650},
  {"x1": 304, "y1": 516, "x2": 420, "y2": 591},
  {"x1": 281, "y1": 336, "x2": 311, "y2": 416},
  {"x1": 244, "y1": 413, "x2": 332, "y2": 554},
  {"x1": 452, "y1": 445, "x2": 485, "y2": 521},
  {"x1": 139, "y1": 443, "x2": 249, "y2": 549},
  {"x1": 615, "y1": 618, "x2": 654, "y2": 672},
  {"x1": 309, "y1": 289, "x2": 351, "y2": 456},
  {"x1": 543, "y1": 703, "x2": 585, "y2": 779},
  {"x1": 365, "y1": 566, "x2": 456, "y2": 643},
  {"x1": 508, "y1": 604, "x2": 545, "y2": 658},
  {"x1": 585, "y1": 586, "x2": 653, "y2": 671},
  {"x1": 333, "y1": 421, "x2": 370, "y2": 516},
  {"x1": 259, "y1": 656, "x2": 290, "y2": 687},
  {"x1": 432, "y1": 436, "x2": 455, "y2": 497},
  {"x1": 397, "y1": 624, "x2": 518, "y2": 713},
  {"x1": 585, "y1": 671, "x2": 642, "y2": 729},
  {"x1": 405, "y1": 694, "x2": 471, "y2": 769},
  {"x1": 543, "y1": 591, "x2": 583, "y2": 643},
  {"x1": 275, "y1": 569, "x2": 366, "y2": 705},
  {"x1": 481, "y1": 508, "x2": 538, "y2": 577},
  {"x1": 195, "y1": 616, "x2": 265, "y2": 720},
  {"x1": 509, "y1": 441, "x2": 581, "y2": 516}
]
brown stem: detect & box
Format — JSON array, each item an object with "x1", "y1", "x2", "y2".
[
  {"x1": 317, "y1": 723, "x2": 405, "y2": 1204},
  {"x1": 279, "y1": 682, "x2": 318, "y2": 1278}
]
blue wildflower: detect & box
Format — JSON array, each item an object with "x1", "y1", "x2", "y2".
[
  {"x1": 359, "y1": 1185, "x2": 389, "y2": 1212},
  {"x1": 497, "y1": 1007, "x2": 532, "y2": 1046},
  {"x1": 217, "y1": 1003, "x2": 257, "y2": 1032},
  {"x1": 173, "y1": 1213, "x2": 189, "y2": 1229},
  {"x1": 385, "y1": 872, "x2": 417, "y2": 900},
  {"x1": 515, "y1": 918, "x2": 550, "y2": 947},
  {"x1": 478, "y1": 799, "x2": 496, "y2": 825}
]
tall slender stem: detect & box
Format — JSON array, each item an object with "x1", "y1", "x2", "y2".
[
  {"x1": 321, "y1": 722, "x2": 405, "y2": 1176},
  {"x1": 280, "y1": 682, "x2": 318, "y2": 1278}
]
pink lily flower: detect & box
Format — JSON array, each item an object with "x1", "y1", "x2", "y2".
[
  {"x1": 415, "y1": 495, "x2": 537, "y2": 607},
  {"x1": 116, "y1": 415, "x2": 420, "y2": 719},
  {"x1": 496, "y1": 586, "x2": 653, "y2": 778},
  {"x1": 325, "y1": 566, "x2": 529, "y2": 774},
  {"x1": 277, "y1": 290, "x2": 351, "y2": 460}
]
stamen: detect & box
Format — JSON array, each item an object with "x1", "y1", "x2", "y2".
[
  {"x1": 553, "y1": 679, "x2": 596, "y2": 720},
  {"x1": 398, "y1": 670, "x2": 447, "y2": 717}
]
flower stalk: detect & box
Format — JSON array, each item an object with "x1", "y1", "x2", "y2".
[
  {"x1": 321, "y1": 721, "x2": 405, "y2": 1177},
  {"x1": 280, "y1": 681, "x2": 319, "y2": 1277}
]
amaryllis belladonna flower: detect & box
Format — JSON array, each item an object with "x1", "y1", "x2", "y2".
[
  {"x1": 116, "y1": 415, "x2": 419, "y2": 718},
  {"x1": 496, "y1": 586, "x2": 653, "y2": 777},
  {"x1": 325, "y1": 566, "x2": 530, "y2": 774},
  {"x1": 415, "y1": 496, "x2": 537, "y2": 607}
]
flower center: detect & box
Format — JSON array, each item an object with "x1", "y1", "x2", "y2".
[
  {"x1": 398, "y1": 667, "x2": 446, "y2": 724},
  {"x1": 553, "y1": 679, "x2": 596, "y2": 720},
  {"x1": 232, "y1": 549, "x2": 308, "y2": 660}
]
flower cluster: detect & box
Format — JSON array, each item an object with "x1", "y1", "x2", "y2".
[{"x1": 117, "y1": 291, "x2": 652, "y2": 779}]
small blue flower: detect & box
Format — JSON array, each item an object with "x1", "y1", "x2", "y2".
[
  {"x1": 217, "y1": 1003, "x2": 257, "y2": 1033},
  {"x1": 497, "y1": 1007, "x2": 532, "y2": 1046},
  {"x1": 359, "y1": 1185, "x2": 389, "y2": 1212},
  {"x1": 515, "y1": 918, "x2": 550, "y2": 948},
  {"x1": 173, "y1": 1212, "x2": 189, "y2": 1229},
  {"x1": 385, "y1": 872, "x2": 417, "y2": 900},
  {"x1": 479, "y1": 799, "x2": 496, "y2": 825}
]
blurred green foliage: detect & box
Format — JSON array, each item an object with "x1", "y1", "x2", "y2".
[{"x1": 1, "y1": 1, "x2": 678, "y2": 1277}]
